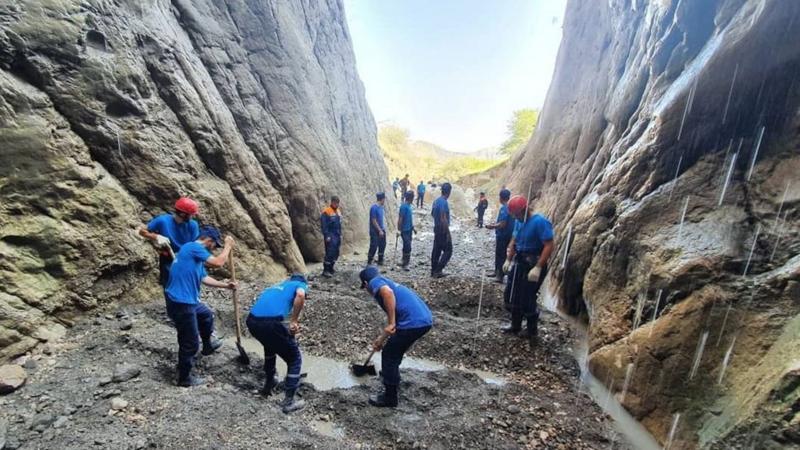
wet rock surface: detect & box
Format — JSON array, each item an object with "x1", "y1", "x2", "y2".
[
  {"x1": 0, "y1": 0, "x2": 389, "y2": 360},
  {"x1": 0, "y1": 212, "x2": 620, "y2": 449},
  {"x1": 504, "y1": 0, "x2": 800, "y2": 446}
]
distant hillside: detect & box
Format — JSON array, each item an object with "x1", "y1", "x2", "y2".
[{"x1": 379, "y1": 125, "x2": 505, "y2": 184}]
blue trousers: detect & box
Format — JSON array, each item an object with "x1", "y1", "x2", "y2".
[
  {"x1": 159, "y1": 255, "x2": 172, "y2": 309},
  {"x1": 166, "y1": 300, "x2": 215, "y2": 380},
  {"x1": 494, "y1": 235, "x2": 511, "y2": 277},
  {"x1": 368, "y1": 233, "x2": 386, "y2": 263},
  {"x1": 430, "y1": 230, "x2": 452, "y2": 273},
  {"x1": 246, "y1": 315, "x2": 302, "y2": 392},
  {"x1": 503, "y1": 255, "x2": 548, "y2": 334},
  {"x1": 382, "y1": 326, "x2": 431, "y2": 386},
  {"x1": 324, "y1": 235, "x2": 340, "y2": 265},
  {"x1": 401, "y1": 230, "x2": 412, "y2": 255}
]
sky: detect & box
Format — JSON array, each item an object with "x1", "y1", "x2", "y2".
[{"x1": 343, "y1": 0, "x2": 567, "y2": 153}]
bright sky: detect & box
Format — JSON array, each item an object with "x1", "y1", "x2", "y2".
[{"x1": 343, "y1": 0, "x2": 567, "y2": 153}]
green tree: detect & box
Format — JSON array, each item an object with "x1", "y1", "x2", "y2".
[{"x1": 499, "y1": 109, "x2": 539, "y2": 156}]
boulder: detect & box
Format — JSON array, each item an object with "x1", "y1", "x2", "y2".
[
  {"x1": 0, "y1": 365, "x2": 26, "y2": 394},
  {"x1": 111, "y1": 364, "x2": 140, "y2": 383}
]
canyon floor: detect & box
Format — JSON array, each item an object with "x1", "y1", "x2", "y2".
[{"x1": 0, "y1": 208, "x2": 625, "y2": 449}]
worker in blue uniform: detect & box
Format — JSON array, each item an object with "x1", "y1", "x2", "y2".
[
  {"x1": 397, "y1": 191, "x2": 415, "y2": 270},
  {"x1": 246, "y1": 274, "x2": 308, "y2": 413},
  {"x1": 430, "y1": 182, "x2": 453, "y2": 278},
  {"x1": 320, "y1": 196, "x2": 342, "y2": 278},
  {"x1": 164, "y1": 225, "x2": 235, "y2": 386},
  {"x1": 359, "y1": 266, "x2": 433, "y2": 407},
  {"x1": 485, "y1": 189, "x2": 514, "y2": 283},
  {"x1": 501, "y1": 195, "x2": 555, "y2": 345},
  {"x1": 367, "y1": 192, "x2": 387, "y2": 265}
]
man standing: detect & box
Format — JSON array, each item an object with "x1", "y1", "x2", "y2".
[
  {"x1": 392, "y1": 178, "x2": 400, "y2": 198},
  {"x1": 246, "y1": 274, "x2": 308, "y2": 413},
  {"x1": 359, "y1": 266, "x2": 433, "y2": 407},
  {"x1": 475, "y1": 192, "x2": 489, "y2": 227},
  {"x1": 399, "y1": 174, "x2": 410, "y2": 198},
  {"x1": 430, "y1": 182, "x2": 453, "y2": 278},
  {"x1": 501, "y1": 195, "x2": 554, "y2": 345},
  {"x1": 320, "y1": 196, "x2": 341, "y2": 278},
  {"x1": 139, "y1": 197, "x2": 200, "y2": 306},
  {"x1": 165, "y1": 226, "x2": 235, "y2": 386},
  {"x1": 367, "y1": 192, "x2": 387, "y2": 265},
  {"x1": 416, "y1": 180, "x2": 426, "y2": 208},
  {"x1": 397, "y1": 191, "x2": 415, "y2": 271},
  {"x1": 486, "y1": 189, "x2": 514, "y2": 283}
]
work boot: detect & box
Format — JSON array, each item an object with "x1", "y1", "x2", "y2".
[
  {"x1": 368, "y1": 384, "x2": 398, "y2": 408},
  {"x1": 526, "y1": 316, "x2": 539, "y2": 345},
  {"x1": 260, "y1": 376, "x2": 279, "y2": 397},
  {"x1": 486, "y1": 271, "x2": 497, "y2": 278},
  {"x1": 401, "y1": 253, "x2": 410, "y2": 271},
  {"x1": 501, "y1": 324, "x2": 521, "y2": 335},
  {"x1": 377, "y1": 256, "x2": 385, "y2": 266},
  {"x1": 322, "y1": 263, "x2": 333, "y2": 278},
  {"x1": 330, "y1": 262, "x2": 336, "y2": 274},
  {"x1": 201, "y1": 338, "x2": 223, "y2": 355},
  {"x1": 280, "y1": 389, "x2": 306, "y2": 414},
  {"x1": 494, "y1": 274, "x2": 504, "y2": 284},
  {"x1": 432, "y1": 271, "x2": 447, "y2": 279},
  {"x1": 177, "y1": 374, "x2": 204, "y2": 387}
]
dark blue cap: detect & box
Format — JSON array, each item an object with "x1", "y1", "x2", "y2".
[
  {"x1": 499, "y1": 189, "x2": 511, "y2": 200},
  {"x1": 441, "y1": 182, "x2": 452, "y2": 195},
  {"x1": 376, "y1": 192, "x2": 386, "y2": 201},
  {"x1": 359, "y1": 265, "x2": 380, "y2": 288},
  {"x1": 290, "y1": 273, "x2": 307, "y2": 284},
  {"x1": 404, "y1": 191, "x2": 414, "y2": 202},
  {"x1": 199, "y1": 225, "x2": 223, "y2": 247}
]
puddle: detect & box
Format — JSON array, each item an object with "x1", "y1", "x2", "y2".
[
  {"x1": 227, "y1": 336, "x2": 505, "y2": 390},
  {"x1": 310, "y1": 420, "x2": 345, "y2": 439}
]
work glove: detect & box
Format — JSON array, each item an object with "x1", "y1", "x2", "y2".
[
  {"x1": 154, "y1": 234, "x2": 171, "y2": 248},
  {"x1": 396, "y1": 230, "x2": 401, "y2": 237},
  {"x1": 502, "y1": 259, "x2": 513, "y2": 274},
  {"x1": 527, "y1": 266, "x2": 542, "y2": 282}
]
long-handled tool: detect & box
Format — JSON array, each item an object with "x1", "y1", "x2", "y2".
[
  {"x1": 351, "y1": 331, "x2": 389, "y2": 377},
  {"x1": 229, "y1": 251, "x2": 250, "y2": 365}
]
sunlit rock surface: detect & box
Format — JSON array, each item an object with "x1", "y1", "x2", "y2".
[
  {"x1": 0, "y1": 0, "x2": 389, "y2": 360},
  {"x1": 507, "y1": 0, "x2": 800, "y2": 447}
]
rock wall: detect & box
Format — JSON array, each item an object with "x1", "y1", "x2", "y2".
[
  {"x1": 507, "y1": 0, "x2": 800, "y2": 447},
  {"x1": 0, "y1": 0, "x2": 389, "y2": 360}
]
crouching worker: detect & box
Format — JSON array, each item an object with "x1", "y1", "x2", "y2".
[
  {"x1": 359, "y1": 266, "x2": 433, "y2": 407},
  {"x1": 246, "y1": 274, "x2": 308, "y2": 414},
  {"x1": 165, "y1": 226, "x2": 235, "y2": 387}
]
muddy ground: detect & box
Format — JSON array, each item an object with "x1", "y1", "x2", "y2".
[{"x1": 0, "y1": 205, "x2": 623, "y2": 449}]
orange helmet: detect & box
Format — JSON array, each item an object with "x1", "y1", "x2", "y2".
[
  {"x1": 508, "y1": 195, "x2": 528, "y2": 217},
  {"x1": 175, "y1": 197, "x2": 199, "y2": 216}
]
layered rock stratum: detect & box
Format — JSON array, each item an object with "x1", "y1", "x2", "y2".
[
  {"x1": 508, "y1": 0, "x2": 799, "y2": 447},
  {"x1": 0, "y1": 0, "x2": 389, "y2": 360}
]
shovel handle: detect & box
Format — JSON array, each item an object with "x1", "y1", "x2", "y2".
[
  {"x1": 362, "y1": 331, "x2": 390, "y2": 365},
  {"x1": 229, "y1": 251, "x2": 243, "y2": 344}
]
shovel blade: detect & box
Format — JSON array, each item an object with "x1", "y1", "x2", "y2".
[
  {"x1": 351, "y1": 363, "x2": 377, "y2": 377},
  {"x1": 236, "y1": 342, "x2": 250, "y2": 365}
]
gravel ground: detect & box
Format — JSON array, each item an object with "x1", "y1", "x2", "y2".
[{"x1": 0, "y1": 206, "x2": 621, "y2": 450}]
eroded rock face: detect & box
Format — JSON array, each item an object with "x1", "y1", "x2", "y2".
[
  {"x1": 0, "y1": 0, "x2": 389, "y2": 360},
  {"x1": 507, "y1": 0, "x2": 800, "y2": 447}
]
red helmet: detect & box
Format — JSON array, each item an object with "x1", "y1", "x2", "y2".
[
  {"x1": 508, "y1": 195, "x2": 528, "y2": 217},
  {"x1": 175, "y1": 197, "x2": 199, "y2": 216}
]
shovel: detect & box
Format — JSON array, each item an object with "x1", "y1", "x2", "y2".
[
  {"x1": 229, "y1": 251, "x2": 250, "y2": 365},
  {"x1": 351, "y1": 331, "x2": 389, "y2": 377}
]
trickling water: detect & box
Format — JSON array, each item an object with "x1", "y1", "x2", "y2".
[
  {"x1": 716, "y1": 304, "x2": 733, "y2": 347},
  {"x1": 770, "y1": 210, "x2": 789, "y2": 261},
  {"x1": 632, "y1": 292, "x2": 646, "y2": 330},
  {"x1": 718, "y1": 151, "x2": 738, "y2": 206},
  {"x1": 677, "y1": 196, "x2": 690, "y2": 240},
  {"x1": 677, "y1": 79, "x2": 697, "y2": 142},
  {"x1": 620, "y1": 363, "x2": 635, "y2": 403},
  {"x1": 688, "y1": 331, "x2": 709, "y2": 380},
  {"x1": 664, "y1": 413, "x2": 681, "y2": 450},
  {"x1": 718, "y1": 337, "x2": 736, "y2": 385},
  {"x1": 747, "y1": 126, "x2": 765, "y2": 181},
  {"x1": 742, "y1": 224, "x2": 761, "y2": 277},
  {"x1": 649, "y1": 289, "x2": 664, "y2": 338},
  {"x1": 561, "y1": 223, "x2": 573, "y2": 269},
  {"x1": 668, "y1": 155, "x2": 683, "y2": 202},
  {"x1": 774, "y1": 181, "x2": 791, "y2": 229},
  {"x1": 722, "y1": 64, "x2": 739, "y2": 125}
]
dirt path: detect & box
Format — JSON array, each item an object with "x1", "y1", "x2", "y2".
[{"x1": 0, "y1": 205, "x2": 619, "y2": 449}]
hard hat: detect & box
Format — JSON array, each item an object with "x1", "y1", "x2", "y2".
[
  {"x1": 175, "y1": 197, "x2": 199, "y2": 216},
  {"x1": 508, "y1": 195, "x2": 528, "y2": 217}
]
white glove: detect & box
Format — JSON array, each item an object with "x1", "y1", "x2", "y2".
[
  {"x1": 502, "y1": 259, "x2": 512, "y2": 274},
  {"x1": 528, "y1": 266, "x2": 542, "y2": 282},
  {"x1": 154, "y1": 234, "x2": 171, "y2": 248}
]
